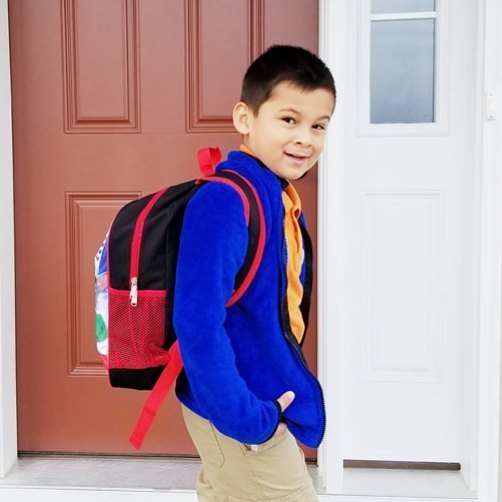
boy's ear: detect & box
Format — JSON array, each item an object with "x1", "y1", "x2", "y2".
[{"x1": 233, "y1": 102, "x2": 251, "y2": 135}]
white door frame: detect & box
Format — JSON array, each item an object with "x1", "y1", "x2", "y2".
[
  {"x1": 317, "y1": 0, "x2": 502, "y2": 498},
  {"x1": 0, "y1": 0, "x2": 17, "y2": 479},
  {"x1": 471, "y1": 0, "x2": 502, "y2": 498},
  {"x1": 1, "y1": 0, "x2": 501, "y2": 499}
]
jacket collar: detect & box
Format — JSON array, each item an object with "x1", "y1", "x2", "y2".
[{"x1": 216, "y1": 150, "x2": 289, "y2": 190}]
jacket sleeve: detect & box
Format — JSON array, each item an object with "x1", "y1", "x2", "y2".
[{"x1": 172, "y1": 181, "x2": 281, "y2": 444}]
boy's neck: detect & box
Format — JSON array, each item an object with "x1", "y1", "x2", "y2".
[{"x1": 238, "y1": 144, "x2": 290, "y2": 186}]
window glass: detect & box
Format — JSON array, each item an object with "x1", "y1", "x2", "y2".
[
  {"x1": 370, "y1": 19, "x2": 435, "y2": 124},
  {"x1": 372, "y1": 0, "x2": 435, "y2": 14}
]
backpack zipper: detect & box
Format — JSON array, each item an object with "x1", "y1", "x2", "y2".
[
  {"x1": 129, "y1": 188, "x2": 168, "y2": 306},
  {"x1": 130, "y1": 277, "x2": 138, "y2": 307}
]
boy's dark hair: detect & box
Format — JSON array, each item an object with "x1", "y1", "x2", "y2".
[{"x1": 240, "y1": 45, "x2": 336, "y2": 113}]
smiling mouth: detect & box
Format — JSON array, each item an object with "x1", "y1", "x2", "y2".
[{"x1": 285, "y1": 152, "x2": 309, "y2": 164}]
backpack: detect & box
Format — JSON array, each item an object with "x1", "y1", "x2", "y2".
[{"x1": 94, "y1": 147, "x2": 265, "y2": 450}]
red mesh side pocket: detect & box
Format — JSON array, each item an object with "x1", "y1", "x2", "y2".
[{"x1": 108, "y1": 287, "x2": 169, "y2": 369}]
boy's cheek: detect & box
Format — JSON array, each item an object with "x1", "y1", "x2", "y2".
[{"x1": 317, "y1": 136, "x2": 327, "y2": 149}]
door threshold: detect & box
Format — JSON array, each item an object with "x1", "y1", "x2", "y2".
[
  {"x1": 340, "y1": 467, "x2": 476, "y2": 499},
  {"x1": 0, "y1": 455, "x2": 321, "y2": 492},
  {"x1": 0, "y1": 455, "x2": 201, "y2": 492},
  {"x1": 0, "y1": 456, "x2": 477, "y2": 501}
]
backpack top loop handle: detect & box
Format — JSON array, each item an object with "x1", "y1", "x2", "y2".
[{"x1": 197, "y1": 147, "x2": 222, "y2": 176}]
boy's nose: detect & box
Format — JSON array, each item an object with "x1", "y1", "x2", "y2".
[{"x1": 294, "y1": 127, "x2": 313, "y2": 146}]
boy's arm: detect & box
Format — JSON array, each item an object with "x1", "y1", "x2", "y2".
[{"x1": 173, "y1": 182, "x2": 281, "y2": 444}]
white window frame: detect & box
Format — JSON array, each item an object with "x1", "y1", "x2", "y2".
[{"x1": 358, "y1": 0, "x2": 450, "y2": 136}]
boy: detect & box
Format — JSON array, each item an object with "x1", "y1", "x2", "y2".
[{"x1": 173, "y1": 45, "x2": 336, "y2": 501}]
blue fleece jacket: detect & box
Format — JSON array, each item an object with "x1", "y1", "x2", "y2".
[{"x1": 173, "y1": 151, "x2": 325, "y2": 448}]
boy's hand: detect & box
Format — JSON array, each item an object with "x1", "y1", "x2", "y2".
[{"x1": 273, "y1": 391, "x2": 295, "y2": 438}]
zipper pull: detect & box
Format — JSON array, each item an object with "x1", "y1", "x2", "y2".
[{"x1": 130, "y1": 277, "x2": 138, "y2": 307}]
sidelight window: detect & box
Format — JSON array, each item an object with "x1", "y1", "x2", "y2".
[{"x1": 359, "y1": 0, "x2": 447, "y2": 134}]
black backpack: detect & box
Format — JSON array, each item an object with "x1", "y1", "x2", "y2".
[{"x1": 95, "y1": 148, "x2": 265, "y2": 449}]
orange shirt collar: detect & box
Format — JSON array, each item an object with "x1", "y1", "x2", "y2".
[{"x1": 239, "y1": 144, "x2": 256, "y2": 157}]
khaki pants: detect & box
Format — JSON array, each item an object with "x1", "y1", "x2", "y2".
[{"x1": 181, "y1": 404, "x2": 318, "y2": 502}]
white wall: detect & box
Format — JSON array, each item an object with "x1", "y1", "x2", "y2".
[{"x1": 0, "y1": 0, "x2": 17, "y2": 478}]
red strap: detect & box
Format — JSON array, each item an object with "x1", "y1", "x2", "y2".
[
  {"x1": 130, "y1": 188, "x2": 169, "y2": 282},
  {"x1": 129, "y1": 342, "x2": 183, "y2": 450},
  {"x1": 205, "y1": 176, "x2": 251, "y2": 225},
  {"x1": 197, "y1": 147, "x2": 222, "y2": 176},
  {"x1": 200, "y1": 171, "x2": 265, "y2": 306},
  {"x1": 223, "y1": 171, "x2": 266, "y2": 307}
]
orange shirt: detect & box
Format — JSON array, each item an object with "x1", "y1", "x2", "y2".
[
  {"x1": 240, "y1": 145, "x2": 305, "y2": 343},
  {"x1": 282, "y1": 183, "x2": 305, "y2": 344}
]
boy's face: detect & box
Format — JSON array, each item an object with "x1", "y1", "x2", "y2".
[{"x1": 233, "y1": 81, "x2": 334, "y2": 181}]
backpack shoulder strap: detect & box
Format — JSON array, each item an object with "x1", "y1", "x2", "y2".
[{"x1": 204, "y1": 170, "x2": 266, "y2": 306}]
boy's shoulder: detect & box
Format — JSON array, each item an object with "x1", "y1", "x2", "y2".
[
  {"x1": 218, "y1": 151, "x2": 286, "y2": 191},
  {"x1": 188, "y1": 179, "x2": 248, "y2": 218}
]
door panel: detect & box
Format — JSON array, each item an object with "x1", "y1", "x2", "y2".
[
  {"x1": 10, "y1": 0, "x2": 319, "y2": 456},
  {"x1": 332, "y1": 0, "x2": 478, "y2": 465}
]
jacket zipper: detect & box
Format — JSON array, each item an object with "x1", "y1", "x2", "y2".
[
  {"x1": 129, "y1": 188, "x2": 168, "y2": 306},
  {"x1": 280, "y1": 214, "x2": 327, "y2": 444}
]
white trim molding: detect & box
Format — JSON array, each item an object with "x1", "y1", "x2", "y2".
[
  {"x1": 476, "y1": 0, "x2": 502, "y2": 500},
  {"x1": 318, "y1": 0, "x2": 347, "y2": 494},
  {"x1": 0, "y1": 0, "x2": 18, "y2": 479}
]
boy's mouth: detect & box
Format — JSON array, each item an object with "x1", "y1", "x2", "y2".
[{"x1": 285, "y1": 152, "x2": 309, "y2": 164}]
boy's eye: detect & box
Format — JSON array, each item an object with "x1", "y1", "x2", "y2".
[
  {"x1": 281, "y1": 117, "x2": 295, "y2": 124},
  {"x1": 313, "y1": 124, "x2": 327, "y2": 131}
]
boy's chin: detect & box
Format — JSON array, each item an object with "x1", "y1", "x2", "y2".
[{"x1": 289, "y1": 168, "x2": 314, "y2": 181}]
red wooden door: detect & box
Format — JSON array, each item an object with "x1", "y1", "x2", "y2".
[{"x1": 10, "y1": 0, "x2": 319, "y2": 456}]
